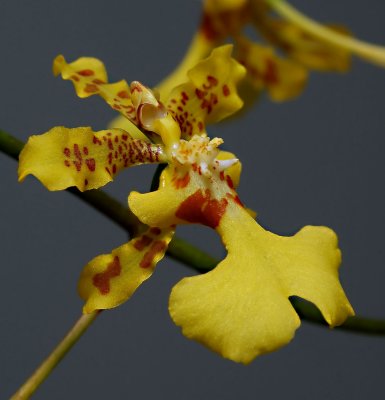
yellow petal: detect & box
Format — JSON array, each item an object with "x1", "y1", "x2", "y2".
[
  {"x1": 129, "y1": 166, "x2": 186, "y2": 228},
  {"x1": 166, "y1": 45, "x2": 246, "y2": 139},
  {"x1": 54, "y1": 55, "x2": 142, "y2": 129},
  {"x1": 169, "y1": 202, "x2": 354, "y2": 364},
  {"x1": 236, "y1": 37, "x2": 308, "y2": 101},
  {"x1": 79, "y1": 226, "x2": 174, "y2": 313},
  {"x1": 19, "y1": 126, "x2": 166, "y2": 191}
]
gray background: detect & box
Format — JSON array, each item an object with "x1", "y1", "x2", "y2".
[{"x1": 1, "y1": 0, "x2": 384, "y2": 398}]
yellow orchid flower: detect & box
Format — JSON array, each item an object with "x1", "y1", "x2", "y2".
[{"x1": 18, "y1": 45, "x2": 354, "y2": 364}]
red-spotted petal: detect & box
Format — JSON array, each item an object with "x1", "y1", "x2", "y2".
[
  {"x1": 166, "y1": 45, "x2": 246, "y2": 139},
  {"x1": 79, "y1": 226, "x2": 174, "y2": 313},
  {"x1": 18, "y1": 126, "x2": 166, "y2": 191}
]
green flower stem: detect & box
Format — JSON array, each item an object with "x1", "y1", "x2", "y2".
[
  {"x1": 10, "y1": 311, "x2": 99, "y2": 400},
  {"x1": 1, "y1": 128, "x2": 385, "y2": 332},
  {"x1": 265, "y1": 0, "x2": 385, "y2": 67}
]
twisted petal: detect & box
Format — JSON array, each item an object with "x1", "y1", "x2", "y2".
[
  {"x1": 169, "y1": 204, "x2": 354, "y2": 364},
  {"x1": 54, "y1": 55, "x2": 143, "y2": 129},
  {"x1": 236, "y1": 37, "x2": 308, "y2": 101},
  {"x1": 166, "y1": 45, "x2": 246, "y2": 138},
  {"x1": 18, "y1": 126, "x2": 165, "y2": 191},
  {"x1": 79, "y1": 226, "x2": 175, "y2": 313}
]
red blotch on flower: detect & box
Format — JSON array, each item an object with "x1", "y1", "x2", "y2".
[
  {"x1": 150, "y1": 227, "x2": 161, "y2": 236},
  {"x1": 118, "y1": 90, "x2": 130, "y2": 99},
  {"x1": 77, "y1": 69, "x2": 94, "y2": 76},
  {"x1": 134, "y1": 235, "x2": 152, "y2": 251},
  {"x1": 203, "y1": 75, "x2": 218, "y2": 90},
  {"x1": 73, "y1": 143, "x2": 82, "y2": 172},
  {"x1": 264, "y1": 59, "x2": 279, "y2": 85},
  {"x1": 172, "y1": 173, "x2": 190, "y2": 189},
  {"x1": 226, "y1": 175, "x2": 234, "y2": 189},
  {"x1": 84, "y1": 83, "x2": 98, "y2": 93},
  {"x1": 176, "y1": 189, "x2": 228, "y2": 229},
  {"x1": 86, "y1": 158, "x2": 96, "y2": 171},
  {"x1": 140, "y1": 241, "x2": 167, "y2": 268},
  {"x1": 222, "y1": 84, "x2": 230, "y2": 96},
  {"x1": 200, "y1": 13, "x2": 222, "y2": 42},
  {"x1": 93, "y1": 256, "x2": 121, "y2": 295}
]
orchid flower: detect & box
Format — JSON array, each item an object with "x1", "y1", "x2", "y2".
[{"x1": 18, "y1": 45, "x2": 354, "y2": 364}]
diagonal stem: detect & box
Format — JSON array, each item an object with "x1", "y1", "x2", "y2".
[
  {"x1": 10, "y1": 311, "x2": 100, "y2": 400},
  {"x1": 1, "y1": 128, "x2": 385, "y2": 334}
]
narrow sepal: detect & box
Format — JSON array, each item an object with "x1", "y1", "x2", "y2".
[{"x1": 79, "y1": 226, "x2": 175, "y2": 313}]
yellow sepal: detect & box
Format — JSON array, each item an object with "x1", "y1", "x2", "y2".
[
  {"x1": 18, "y1": 126, "x2": 166, "y2": 191},
  {"x1": 79, "y1": 226, "x2": 174, "y2": 313},
  {"x1": 54, "y1": 55, "x2": 141, "y2": 128}
]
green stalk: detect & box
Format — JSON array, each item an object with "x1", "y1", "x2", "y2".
[{"x1": 10, "y1": 312, "x2": 99, "y2": 400}]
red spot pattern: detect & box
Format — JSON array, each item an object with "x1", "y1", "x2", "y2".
[
  {"x1": 176, "y1": 189, "x2": 228, "y2": 229},
  {"x1": 167, "y1": 74, "x2": 222, "y2": 137},
  {"x1": 67, "y1": 68, "x2": 138, "y2": 121},
  {"x1": 203, "y1": 76, "x2": 218, "y2": 90},
  {"x1": 140, "y1": 241, "x2": 167, "y2": 269},
  {"x1": 194, "y1": 75, "x2": 219, "y2": 115},
  {"x1": 62, "y1": 133, "x2": 161, "y2": 179},
  {"x1": 172, "y1": 172, "x2": 190, "y2": 189},
  {"x1": 86, "y1": 158, "x2": 96, "y2": 171},
  {"x1": 263, "y1": 59, "x2": 279, "y2": 85},
  {"x1": 92, "y1": 79, "x2": 105, "y2": 84},
  {"x1": 77, "y1": 69, "x2": 94, "y2": 76},
  {"x1": 234, "y1": 195, "x2": 243, "y2": 206},
  {"x1": 200, "y1": 13, "x2": 222, "y2": 42},
  {"x1": 150, "y1": 227, "x2": 161, "y2": 235},
  {"x1": 118, "y1": 90, "x2": 130, "y2": 98},
  {"x1": 84, "y1": 83, "x2": 98, "y2": 93},
  {"x1": 134, "y1": 235, "x2": 152, "y2": 251},
  {"x1": 226, "y1": 175, "x2": 234, "y2": 189},
  {"x1": 226, "y1": 192, "x2": 244, "y2": 207},
  {"x1": 222, "y1": 84, "x2": 230, "y2": 97},
  {"x1": 244, "y1": 58, "x2": 279, "y2": 86},
  {"x1": 93, "y1": 256, "x2": 121, "y2": 295}
]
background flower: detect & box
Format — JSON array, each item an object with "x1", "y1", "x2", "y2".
[{"x1": 1, "y1": 0, "x2": 384, "y2": 398}]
